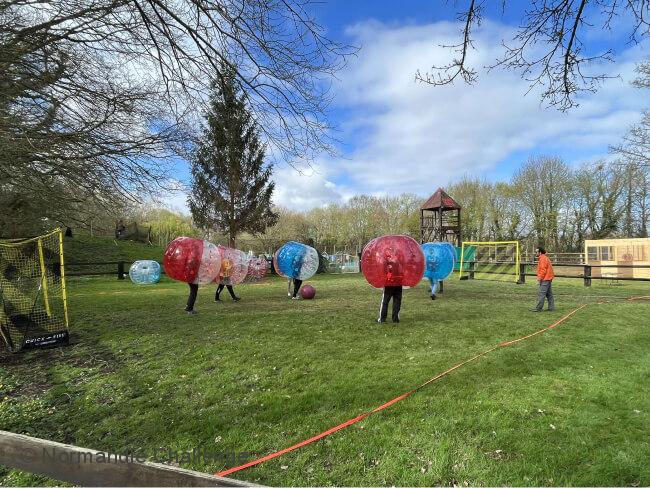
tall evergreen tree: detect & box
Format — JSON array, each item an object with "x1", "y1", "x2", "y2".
[{"x1": 189, "y1": 68, "x2": 278, "y2": 247}]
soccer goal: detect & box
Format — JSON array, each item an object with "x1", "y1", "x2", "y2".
[
  {"x1": 459, "y1": 241, "x2": 521, "y2": 283},
  {"x1": 0, "y1": 229, "x2": 69, "y2": 352}
]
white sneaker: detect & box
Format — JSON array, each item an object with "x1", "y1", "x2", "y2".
[{"x1": 292, "y1": 296, "x2": 300, "y2": 300}]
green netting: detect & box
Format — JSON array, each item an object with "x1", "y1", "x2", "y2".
[
  {"x1": 454, "y1": 246, "x2": 475, "y2": 271},
  {"x1": 460, "y1": 242, "x2": 520, "y2": 283}
]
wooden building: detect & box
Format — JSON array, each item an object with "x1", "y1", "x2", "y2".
[
  {"x1": 584, "y1": 237, "x2": 650, "y2": 279},
  {"x1": 420, "y1": 188, "x2": 461, "y2": 245}
]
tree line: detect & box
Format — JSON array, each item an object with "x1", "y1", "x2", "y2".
[
  {"x1": 447, "y1": 158, "x2": 649, "y2": 253},
  {"x1": 111, "y1": 150, "x2": 650, "y2": 256},
  {"x1": 254, "y1": 155, "x2": 649, "y2": 255}
]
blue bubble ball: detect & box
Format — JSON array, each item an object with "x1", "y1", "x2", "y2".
[
  {"x1": 439, "y1": 242, "x2": 457, "y2": 265},
  {"x1": 421, "y1": 242, "x2": 455, "y2": 281},
  {"x1": 274, "y1": 241, "x2": 318, "y2": 280},
  {"x1": 129, "y1": 260, "x2": 161, "y2": 284}
]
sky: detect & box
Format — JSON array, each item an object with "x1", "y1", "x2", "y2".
[{"x1": 162, "y1": 1, "x2": 649, "y2": 213}]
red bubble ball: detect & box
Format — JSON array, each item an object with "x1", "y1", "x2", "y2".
[
  {"x1": 163, "y1": 237, "x2": 221, "y2": 284},
  {"x1": 361, "y1": 235, "x2": 425, "y2": 288},
  {"x1": 215, "y1": 246, "x2": 249, "y2": 285},
  {"x1": 300, "y1": 284, "x2": 316, "y2": 299}
]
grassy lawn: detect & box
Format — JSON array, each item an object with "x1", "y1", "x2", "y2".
[
  {"x1": 1, "y1": 273, "x2": 649, "y2": 486},
  {"x1": 62, "y1": 235, "x2": 166, "y2": 263}
]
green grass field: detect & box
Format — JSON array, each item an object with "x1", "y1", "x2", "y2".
[{"x1": 1, "y1": 273, "x2": 649, "y2": 486}]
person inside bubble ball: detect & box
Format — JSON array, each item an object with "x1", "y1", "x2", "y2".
[
  {"x1": 215, "y1": 257, "x2": 241, "y2": 302},
  {"x1": 286, "y1": 253, "x2": 303, "y2": 300},
  {"x1": 428, "y1": 277, "x2": 438, "y2": 300},
  {"x1": 185, "y1": 283, "x2": 199, "y2": 314},
  {"x1": 215, "y1": 283, "x2": 240, "y2": 302},
  {"x1": 378, "y1": 250, "x2": 403, "y2": 324}
]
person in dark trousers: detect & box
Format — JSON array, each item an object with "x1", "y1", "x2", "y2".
[
  {"x1": 532, "y1": 246, "x2": 555, "y2": 312},
  {"x1": 289, "y1": 278, "x2": 302, "y2": 299},
  {"x1": 287, "y1": 253, "x2": 303, "y2": 299},
  {"x1": 185, "y1": 283, "x2": 199, "y2": 314},
  {"x1": 215, "y1": 283, "x2": 240, "y2": 301},
  {"x1": 215, "y1": 255, "x2": 240, "y2": 302},
  {"x1": 378, "y1": 260, "x2": 402, "y2": 323},
  {"x1": 378, "y1": 285, "x2": 402, "y2": 323}
]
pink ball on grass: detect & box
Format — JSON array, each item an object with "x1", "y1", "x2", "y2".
[{"x1": 300, "y1": 284, "x2": 316, "y2": 299}]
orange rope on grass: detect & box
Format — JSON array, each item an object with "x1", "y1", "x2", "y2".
[{"x1": 217, "y1": 304, "x2": 589, "y2": 478}]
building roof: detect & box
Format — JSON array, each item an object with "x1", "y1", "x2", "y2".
[{"x1": 420, "y1": 188, "x2": 461, "y2": 210}]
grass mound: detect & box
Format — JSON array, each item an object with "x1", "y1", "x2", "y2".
[{"x1": 63, "y1": 235, "x2": 166, "y2": 264}]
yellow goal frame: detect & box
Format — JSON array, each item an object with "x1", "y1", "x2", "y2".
[
  {"x1": 459, "y1": 241, "x2": 521, "y2": 282},
  {"x1": 0, "y1": 228, "x2": 69, "y2": 351}
]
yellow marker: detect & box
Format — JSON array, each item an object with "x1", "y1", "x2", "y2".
[
  {"x1": 58, "y1": 229, "x2": 70, "y2": 328},
  {"x1": 37, "y1": 238, "x2": 52, "y2": 318}
]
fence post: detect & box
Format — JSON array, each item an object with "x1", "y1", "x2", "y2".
[
  {"x1": 117, "y1": 261, "x2": 125, "y2": 280},
  {"x1": 583, "y1": 265, "x2": 591, "y2": 287},
  {"x1": 518, "y1": 263, "x2": 526, "y2": 284},
  {"x1": 469, "y1": 261, "x2": 475, "y2": 280}
]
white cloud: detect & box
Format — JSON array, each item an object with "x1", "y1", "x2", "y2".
[
  {"x1": 153, "y1": 19, "x2": 648, "y2": 210},
  {"x1": 272, "y1": 163, "x2": 350, "y2": 209},
  {"x1": 315, "y1": 19, "x2": 649, "y2": 198},
  {"x1": 155, "y1": 165, "x2": 351, "y2": 213}
]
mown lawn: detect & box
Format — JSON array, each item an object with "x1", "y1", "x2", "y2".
[{"x1": 1, "y1": 273, "x2": 649, "y2": 486}]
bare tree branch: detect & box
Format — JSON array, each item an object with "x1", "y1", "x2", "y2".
[
  {"x1": 1, "y1": 0, "x2": 355, "y2": 232},
  {"x1": 416, "y1": 0, "x2": 479, "y2": 85},
  {"x1": 418, "y1": 0, "x2": 649, "y2": 110}
]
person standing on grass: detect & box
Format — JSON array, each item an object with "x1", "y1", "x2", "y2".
[
  {"x1": 428, "y1": 277, "x2": 438, "y2": 300},
  {"x1": 185, "y1": 283, "x2": 199, "y2": 314},
  {"x1": 532, "y1": 246, "x2": 555, "y2": 312},
  {"x1": 378, "y1": 259, "x2": 403, "y2": 324},
  {"x1": 215, "y1": 283, "x2": 240, "y2": 302},
  {"x1": 215, "y1": 256, "x2": 241, "y2": 302},
  {"x1": 288, "y1": 276, "x2": 302, "y2": 299},
  {"x1": 287, "y1": 252, "x2": 303, "y2": 300}
]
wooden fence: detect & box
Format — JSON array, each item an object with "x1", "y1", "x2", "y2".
[
  {"x1": 459, "y1": 261, "x2": 650, "y2": 286},
  {"x1": 0, "y1": 430, "x2": 257, "y2": 487},
  {"x1": 66, "y1": 259, "x2": 650, "y2": 287},
  {"x1": 66, "y1": 261, "x2": 131, "y2": 279}
]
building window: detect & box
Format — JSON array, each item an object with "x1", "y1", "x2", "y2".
[
  {"x1": 635, "y1": 245, "x2": 648, "y2": 261},
  {"x1": 587, "y1": 247, "x2": 598, "y2": 261},
  {"x1": 618, "y1": 246, "x2": 634, "y2": 261},
  {"x1": 600, "y1": 246, "x2": 612, "y2": 261}
]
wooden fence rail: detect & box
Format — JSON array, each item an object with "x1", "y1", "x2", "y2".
[
  {"x1": 0, "y1": 430, "x2": 257, "y2": 487},
  {"x1": 458, "y1": 261, "x2": 650, "y2": 286},
  {"x1": 66, "y1": 261, "x2": 148, "y2": 280},
  {"x1": 65, "y1": 260, "x2": 650, "y2": 287},
  {"x1": 515, "y1": 262, "x2": 650, "y2": 286}
]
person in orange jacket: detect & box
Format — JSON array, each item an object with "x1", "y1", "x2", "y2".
[{"x1": 532, "y1": 246, "x2": 555, "y2": 312}]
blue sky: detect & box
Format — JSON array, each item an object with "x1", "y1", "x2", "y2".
[{"x1": 164, "y1": 1, "x2": 649, "y2": 212}]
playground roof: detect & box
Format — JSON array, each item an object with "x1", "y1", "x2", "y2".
[{"x1": 420, "y1": 188, "x2": 461, "y2": 210}]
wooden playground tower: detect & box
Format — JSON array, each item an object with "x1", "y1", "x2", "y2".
[{"x1": 420, "y1": 188, "x2": 462, "y2": 245}]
